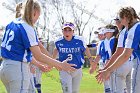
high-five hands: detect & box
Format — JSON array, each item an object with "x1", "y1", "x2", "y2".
[
  {"x1": 96, "y1": 68, "x2": 111, "y2": 84},
  {"x1": 89, "y1": 62, "x2": 98, "y2": 74},
  {"x1": 55, "y1": 58, "x2": 76, "y2": 72},
  {"x1": 39, "y1": 64, "x2": 52, "y2": 72}
]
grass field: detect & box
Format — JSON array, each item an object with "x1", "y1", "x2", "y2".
[{"x1": 0, "y1": 68, "x2": 103, "y2": 93}]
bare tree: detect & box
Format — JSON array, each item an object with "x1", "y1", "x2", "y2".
[
  {"x1": 51, "y1": 0, "x2": 65, "y2": 26},
  {"x1": 39, "y1": 0, "x2": 63, "y2": 50},
  {"x1": 88, "y1": 26, "x2": 94, "y2": 44},
  {"x1": 68, "y1": 0, "x2": 96, "y2": 36}
]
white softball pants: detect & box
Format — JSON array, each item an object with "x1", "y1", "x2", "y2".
[
  {"x1": 0, "y1": 59, "x2": 35, "y2": 93},
  {"x1": 115, "y1": 60, "x2": 133, "y2": 93},
  {"x1": 59, "y1": 68, "x2": 82, "y2": 93}
]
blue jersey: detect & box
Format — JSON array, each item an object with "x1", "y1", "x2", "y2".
[
  {"x1": 96, "y1": 40, "x2": 106, "y2": 62},
  {"x1": 125, "y1": 22, "x2": 140, "y2": 60},
  {"x1": 117, "y1": 28, "x2": 127, "y2": 48},
  {"x1": 117, "y1": 28, "x2": 136, "y2": 60},
  {"x1": 104, "y1": 37, "x2": 116, "y2": 60},
  {"x1": 55, "y1": 36, "x2": 86, "y2": 69},
  {"x1": 1, "y1": 18, "x2": 38, "y2": 62}
]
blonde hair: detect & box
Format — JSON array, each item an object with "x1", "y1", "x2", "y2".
[
  {"x1": 15, "y1": 2, "x2": 22, "y2": 18},
  {"x1": 22, "y1": 0, "x2": 40, "y2": 26}
]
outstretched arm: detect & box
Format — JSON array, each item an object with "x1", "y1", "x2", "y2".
[
  {"x1": 30, "y1": 45, "x2": 76, "y2": 72},
  {"x1": 38, "y1": 41, "x2": 52, "y2": 57},
  {"x1": 52, "y1": 48, "x2": 58, "y2": 59},
  {"x1": 96, "y1": 48, "x2": 133, "y2": 83},
  {"x1": 104, "y1": 47, "x2": 124, "y2": 69},
  {"x1": 107, "y1": 48, "x2": 132, "y2": 72},
  {"x1": 31, "y1": 57, "x2": 51, "y2": 72},
  {"x1": 84, "y1": 47, "x2": 98, "y2": 74}
]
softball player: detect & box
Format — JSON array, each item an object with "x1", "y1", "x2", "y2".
[
  {"x1": 114, "y1": 18, "x2": 133, "y2": 93},
  {"x1": 88, "y1": 28, "x2": 111, "y2": 93},
  {"x1": 0, "y1": 0, "x2": 75, "y2": 93},
  {"x1": 89, "y1": 28, "x2": 106, "y2": 70},
  {"x1": 53, "y1": 22, "x2": 94, "y2": 93},
  {"x1": 103, "y1": 27, "x2": 118, "y2": 93},
  {"x1": 96, "y1": 6, "x2": 140, "y2": 93},
  {"x1": 32, "y1": 39, "x2": 52, "y2": 93}
]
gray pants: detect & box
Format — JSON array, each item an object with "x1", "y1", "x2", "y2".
[
  {"x1": 0, "y1": 59, "x2": 33, "y2": 93},
  {"x1": 131, "y1": 58, "x2": 140, "y2": 93},
  {"x1": 110, "y1": 71, "x2": 116, "y2": 93},
  {"x1": 116, "y1": 60, "x2": 133, "y2": 93},
  {"x1": 99, "y1": 61, "x2": 111, "y2": 93},
  {"x1": 34, "y1": 67, "x2": 42, "y2": 84},
  {"x1": 59, "y1": 68, "x2": 82, "y2": 93}
]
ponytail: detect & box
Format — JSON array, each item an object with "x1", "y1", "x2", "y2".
[
  {"x1": 15, "y1": 2, "x2": 22, "y2": 18},
  {"x1": 22, "y1": 0, "x2": 40, "y2": 27},
  {"x1": 23, "y1": 0, "x2": 34, "y2": 26}
]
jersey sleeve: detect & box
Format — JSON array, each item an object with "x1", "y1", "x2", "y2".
[
  {"x1": 96, "y1": 41, "x2": 101, "y2": 55},
  {"x1": 117, "y1": 29, "x2": 125, "y2": 47},
  {"x1": 125, "y1": 24, "x2": 140, "y2": 49},
  {"x1": 54, "y1": 37, "x2": 63, "y2": 51},
  {"x1": 20, "y1": 23, "x2": 38, "y2": 49}
]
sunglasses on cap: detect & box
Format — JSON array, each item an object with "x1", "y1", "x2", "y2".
[
  {"x1": 63, "y1": 22, "x2": 75, "y2": 30},
  {"x1": 64, "y1": 22, "x2": 74, "y2": 26}
]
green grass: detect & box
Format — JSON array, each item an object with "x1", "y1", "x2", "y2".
[{"x1": 0, "y1": 68, "x2": 103, "y2": 93}]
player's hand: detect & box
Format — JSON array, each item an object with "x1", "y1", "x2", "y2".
[
  {"x1": 89, "y1": 62, "x2": 97, "y2": 74},
  {"x1": 96, "y1": 68, "x2": 111, "y2": 84},
  {"x1": 43, "y1": 65, "x2": 52, "y2": 72},
  {"x1": 30, "y1": 65, "x2": 36, "y2": 74},
  {"x1": 58, "y1": 59, "x2": 76, "y2": 72},
  {"x1": 89, "y1": 67, "x2": 95, "y2": 74},
  {"x1": 39, "y1": 64, "x2": 52, "y2": 72},
  {"x1": 54, "y1": 65, "x2": 62, "y2": 71}
]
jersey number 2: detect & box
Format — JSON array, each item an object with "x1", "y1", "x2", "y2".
[{"x1": 1, "y1": 29, "x2": 15, "y2": 51}]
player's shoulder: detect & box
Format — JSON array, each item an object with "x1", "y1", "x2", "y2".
[
  {"x1": 120, "y1": 27, "x2": 126, "y2": 34},
  {"x1": 118, "y1": 28, "x2": 126, "y2": 39},
  {"x1": 130, "y1": 21, "x2": 140, "y2": 32},
  {"x1": 73, "y1": 35, "x2": 84, "y2": 41},
  {"x1": 74, "y1": 35, "x2": 87, "y2": 45},
  {"x1": 5, "y1": 18, "x2": 23, "y2": 30},
  {"x1": 109, "y1": 36, "x2": 115, "y2": 42},
  {"x1": 21, "y1": 24, "x2": 34, "y2": 32},
  {"x1": 13, "y1": 18, "x2": 34, "y2": 32},
  {"x1": 100, "y1": 40, "x2": 105, "y2": 45},
  {"x1": 135, "y1": 22, "x2": 140, "y2": 31},
  {"x1": 55, "y1": 36, "x2": 64, "y2": 43}
]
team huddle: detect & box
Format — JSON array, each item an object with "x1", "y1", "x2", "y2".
[{"x1": 0, "y1": 0, "x2": 140, "y2": 93}]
